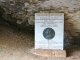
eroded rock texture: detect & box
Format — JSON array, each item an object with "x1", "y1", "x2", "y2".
[{"x1": 0, "y1": 0, "x2": 80, "y2": 45}]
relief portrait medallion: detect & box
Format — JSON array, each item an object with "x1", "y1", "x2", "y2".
[{"x1": 43, "y1": 28, "x2": 55, "y2": 40}]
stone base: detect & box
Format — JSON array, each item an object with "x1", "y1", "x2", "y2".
[{"x1": 31, "y1": 49, "x2": 66, "y2": 57}]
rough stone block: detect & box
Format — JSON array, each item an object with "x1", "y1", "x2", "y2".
[
  {"x1": 31, "y1": 49, "x2": 66, "y2": 57},
  {"x1": 54, "y1": 50, "x2": 66, "y2": 57},
  {"x1": 31, "y1": 49, "x2": 52, "y2": 57}
]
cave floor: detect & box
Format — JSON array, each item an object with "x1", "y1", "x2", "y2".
[{"x1": 0, "y1": 24, "x2": 80, "y2": 60}]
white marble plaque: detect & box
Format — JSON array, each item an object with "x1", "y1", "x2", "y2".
[{"x1": 35, "y1": 13, "x2": 64, "y2": 50}]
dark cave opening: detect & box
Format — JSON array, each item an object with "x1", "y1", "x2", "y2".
[
  {"x1": 0, "y1": 5, "x2": 80, "y2": 49},
  {"x1": 0, "y1": 6, "x2": 34, "y2": 34}
]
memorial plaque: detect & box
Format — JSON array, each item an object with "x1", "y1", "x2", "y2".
[{"x1": 35, "y1": 13, "x2": 64, "y2": 50}]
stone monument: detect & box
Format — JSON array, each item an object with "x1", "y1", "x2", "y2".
[{"x1": 31, "y1": 13, "x2": 66, "y2": 57}]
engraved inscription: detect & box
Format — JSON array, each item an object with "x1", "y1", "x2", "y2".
[{"x1": 35, "y1": 13, "x2": 64, "y2": 50}]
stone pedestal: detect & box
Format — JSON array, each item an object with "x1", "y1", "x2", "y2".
[
  {"x1": 34, "y1": 13, "x2": 66, "y2": 57},
  {"x1": 31, "y1": 49, "x2": 66, "y2": 57}
]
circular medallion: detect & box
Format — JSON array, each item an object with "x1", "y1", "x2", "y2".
[{"x1": 43, "y1": 28, "x2": 55, "y2": 40}]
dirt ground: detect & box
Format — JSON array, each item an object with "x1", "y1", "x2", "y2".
[{"x1": 0, "y1": 24, "x2": 80, "y2": 60}]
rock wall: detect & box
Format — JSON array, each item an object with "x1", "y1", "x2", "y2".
[{"x1": 0, "y1": 0, "x2": 80, "y2": 38}]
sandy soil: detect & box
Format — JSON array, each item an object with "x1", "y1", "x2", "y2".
[{"x1": 0, "y1": 24, "x2": 80, "y2": 60}]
